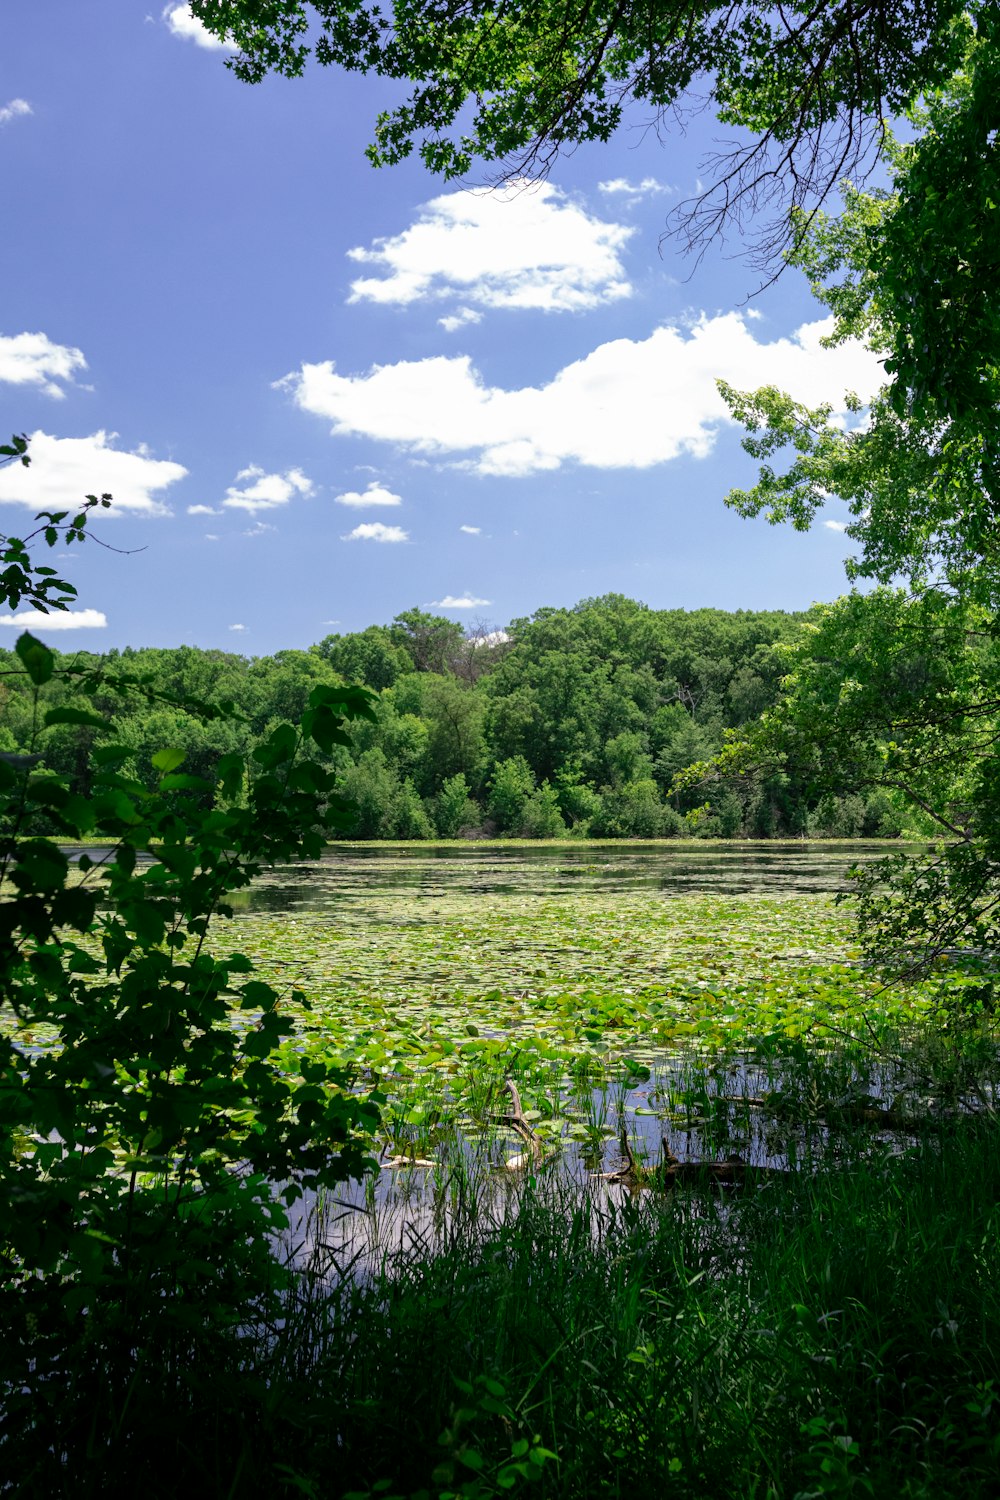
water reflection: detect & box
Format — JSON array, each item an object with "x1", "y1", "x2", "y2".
[{"x1": 232, "y1": 839, "x2": 899, "y2": 912}]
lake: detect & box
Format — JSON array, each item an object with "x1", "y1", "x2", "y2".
[
  {"x1": 216, "y1": 841, "x2": 936, "y2": 1259},
  {"x1": 232, "y1": 837, "x2": 898, "y2": 911}
]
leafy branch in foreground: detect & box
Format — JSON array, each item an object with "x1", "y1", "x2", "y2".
[
  {"x1": 0, "y1": 470, "x2": 382, "y2": 1477},
  {"x1": 720, "y1": 9, "x2": 1000, "y2": 596},
  {"x1": 191, "y1": 0, "x2": 969, "y2": 266}
]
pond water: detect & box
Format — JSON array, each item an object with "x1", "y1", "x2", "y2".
[
  {"x1": 247, "y1": 841, "x2": 926, "y2": 1262},
  {"x1": 233, "y1": 838, "x2": 899, "y2": 912}
]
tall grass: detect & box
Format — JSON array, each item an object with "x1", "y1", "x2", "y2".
[{"x1": 8, "y1": 1120, "x2": 1000, "y2": 1498}]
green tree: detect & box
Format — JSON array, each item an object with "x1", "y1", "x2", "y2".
[
  {"x1": 518, "y1": 781, "x2": 566, "y2": 839},
  {"x1": 487, "y1": 755, "x2": 536, "y2": 833},
  {"x1": 434, "y1": 771, "x2": 479, "y2": 837},
  {"x1": 390, "y1": 608, "x2": 465, "y2": 675},
  {"x1": 193, "y1": 0, "x2": 967, "y2": 262},
  {"x1": 316, "y1": 623, "x2": 413, "y2": 690},
  {"x1": 420, "y1": 674, "x2": 487, "y2": 792}
]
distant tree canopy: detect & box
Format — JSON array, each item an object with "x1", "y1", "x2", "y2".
[{"x1": 0, "y1": 595, "x2": 915, "y2": 843}]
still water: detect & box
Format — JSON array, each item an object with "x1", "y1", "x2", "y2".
[{"x1": 234, "y1": 838, "x2": 897, "y2": 913}]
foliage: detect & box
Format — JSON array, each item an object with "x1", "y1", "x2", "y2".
[
  {"x1": 0, "y1": 473, "x2": 382, "y2": 1474},
  {"x1": 1, "y1": 595, "x2": 897, "y2": 842},
  {"x1": 718, "y1": 10, "x2": 999, "y2": 595},
  {"x1": 303, "y1": 1133, "x2": 1000, "y2": 1500},
  {"x1": 191, "y1": 0, "x2": 967, "y2": 263},
  {"x1": 434, "y1": 771, "x2": 479, "y2": 838},
  {"x1": 487, "y1": 755, "x2": 536, "y2": 834},
  {"x1": 680, "y1": 587, "x2": 999, "y2": 970}
]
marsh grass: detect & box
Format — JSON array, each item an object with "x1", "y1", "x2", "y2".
[{"x1": 11, "y1": 1118, "x2": 1000, "y2": 1499}]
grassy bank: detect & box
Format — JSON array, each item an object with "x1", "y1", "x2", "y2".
[{"x1": 7, "y1": 1120, "x2": 1000, "y2": 1498}]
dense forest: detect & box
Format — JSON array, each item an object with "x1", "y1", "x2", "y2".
[{"x1": 0, "y1": 594, "x2": 908, "y2": 841}]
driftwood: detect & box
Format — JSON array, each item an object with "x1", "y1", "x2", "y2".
[
  {"x1": 498, "y1": 1078, "x2": 544, "y2": 1170},
  {"x1": 601, "y1": 1128, "x2": 792, "y2": 1191},
  {"x1": 381, "y1": 1150, "x2": 436, "y2": 1169}
]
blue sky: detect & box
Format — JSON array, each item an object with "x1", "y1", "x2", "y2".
[{"x1": 1, "y1": 3, "x2": 882, "y2": 653}]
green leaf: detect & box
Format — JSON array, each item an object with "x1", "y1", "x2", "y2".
[
  {"x1": 15, "y1": 631, "x2": 54, "y2": 685},
  {"x1": 151, "y1": 747, "x2": 186, "y2": 773},
  {"x1": 44, "y1": 705, "x2": 109, "y2": 731}
]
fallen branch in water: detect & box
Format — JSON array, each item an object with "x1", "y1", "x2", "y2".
[{"x1": 498, "y1": 1078, "x2": 543, "y2": 1170}]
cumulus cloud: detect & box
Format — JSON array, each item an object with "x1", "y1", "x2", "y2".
[
  {"x1": 0, "y1": 99, "x2": 32, "y2": 127},
  {"x1": 823, "y1": 519, "x2": 849, "y2": 532},
  {"x1": 431, "y1": 594, "x2": 492, "y2": 609},
  {"x1": 342, "y1": 522, "x2": 408, "y2": 543},
  {"x1": 0, "y1": 430, "x2": 185, "y2": 515},
  {"x1": 347, "y1": 180, "x2": 633, "y2": 314},
  {"x1": 229, "y1": 622, "x2": 247, "y2": 632},
  {"x1": 244, "y1": 521, "x2": 276, "y2": 536},
  {"x1": 280, "y1": 314, "x2": 883, "y2": 478},
  {"x1": 598, "y1": 176, "x2": 671, "y2": 197},
  {"x1": 221, "y1": 464, "x2": 313, "y2": 513},
  {"x1": 162, "y1": 4, "x2": 229, "y2": 49},
  {"x1": 187, "y1": 503, "x2": 217, "y2": 515},
  {"x1": 0, "y1": 332, "x2": 87, "y2": 398},
  {"x1": 439, "y1": 308, "x2": 483, "y2": 333},
  {"x1": 460, "y1": 525, "x2": 481, "y2": 535},
  {"x1": 0, "y1": 608, "x2": 107, "y2": 630},
  {"x1": 333, "y1": 481, "x2": 402, "y2": 509}
]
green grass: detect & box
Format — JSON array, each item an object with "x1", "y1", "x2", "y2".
[{"x1": 10, "y1": 1123, "x2": 1000, "y2": 1498}]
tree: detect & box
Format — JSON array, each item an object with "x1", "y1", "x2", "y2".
[
  {"x1": 487, "y1": 755, "x2": 536, "y2": 833},
  {"x1": 434, "y1": 771, "x2": 479, "y2": 837},
  {"x1": 315, "y1": 623, "x2": 413, "y2": 690},
  {"x1": 680, "y1": 587, "x2": 997, "y2": 965},
  {"x1": 192, "y1": 0, "x2": 968, "y2": 266},
  {"x1": 721, "y1": 12, "x2": 1000, "y2": 595},
  {"x1": 390, "y1": 608, "x2": 465, "y2": 676}
]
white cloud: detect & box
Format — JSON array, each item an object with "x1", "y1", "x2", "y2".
[
  {"x1": 0, "y1": 332, "x2": 87, "y2": 398},
  {"x1": 473, "y1": 628, "x2": 509, "y2": 647},
  {"x1": 598, "y1": 176, "x2": 671, "y2": 197},
  {"x1": 0, "y1": 99, "x2": 32, "y2": 127},
  {"x1": 439, "y1": 308, "x2": 483, "y2": 333},
  {"x1": 460, "y1": 525, "x2": 481, "y2": 535},
  {"x1": 221, "y1": 464, "x2": 313, "y2": 513},
  {"x1": 0, "y1": 608, "x2": 107, "y2": 630},
  {"x1": 0, "y1": 430, "x2": 185, "y2": 515},
  {"x1": 347, "y1": 180, "x2": 633, "y2": 314},
  {"x1": 244, "y1": 521, "x2": 277, "y2": 536},
  {"x1": 432, "y1": 594, "x2": 492, "y2": 609},
  {"x1": 229, "y1": 622, "x2": 247, "y2": 632},
  {"x1": 187, "y1": 503, "x2": 217, "y2": 515},
  {"x1": 342, "y1": 522, "x2": 408, "y2": 544},
  {"x1": 162, "y1": 5, "x2": 229, "y2": 49},
  {"x1": 204, "y1": 532, "x2": 219, "y2": 540},
  {"x1": 333, "y1": 481, "x2": 402, "y2": 509},
  {"x1": 281, "y1": 314, "x2": 883, "y2": 478},
  {"x1": 823, "y1": 519, "x2": 848, "y2": 532}
]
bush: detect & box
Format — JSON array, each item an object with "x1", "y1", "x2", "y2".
[
  {"x1": 435, "y1": 771, "x2": 480, "y2": 837},
  {"x1": 518, "y1": 780, "x2": 566, "y2": 838}
]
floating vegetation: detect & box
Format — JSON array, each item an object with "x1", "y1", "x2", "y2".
[{"x1": 217, "y1": 844, "x2": 996, "y2": 1185}]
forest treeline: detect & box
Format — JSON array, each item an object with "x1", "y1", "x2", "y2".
[{"x1": 0, "y1": 594, "x2": 906, "y2": 840}]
